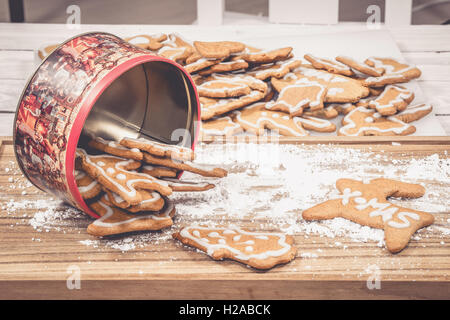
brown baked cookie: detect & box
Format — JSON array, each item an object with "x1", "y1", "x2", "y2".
[
  {"x1": 338, "y1": 107, "x2": 416, "y2": 136},
  {"x1": 162, "y1": 178, "x2": 215, "y2": 192},
  {"x1": 304, "y1": 54, "x2": 354, "y2": 76},
  {"x1": 302, "y1": 178, "x2": 434, "y2": 253},
  {"x1": 233, "y1": 102, "x2": 308, "y2": 136},
  {"x1": 297, "y1": 116, "x2": 336, "y2": 133},
  {"x1": 196, "y1": 74, "x2": 267, "y2": 98},
  {"x1": 120, "y1": 137, "x2": 195, "y2": 161},
  {"x1": 267, "y1": 78, "x2": 327, "y2": 116},
  {"x1": 88, "y1": 195, "x2": 175, "y2": 237},
  {"x1": 184, "y1": 58, "x2": 222, "y2": 74},
  {"x1": 335, "y1": 55, "x2": 384, "y2": 77},
  {"x1": 246, "y1": 59, "x2": 302, "y2": 80},
  {"x1": 173, "y1": 225, "x2": 297, "y2": 269},
  {"x1": 303, "y1": 105, "x2": 339, "y2": 119},
  {"x1": 329, "y1": 103, "x2": 356, "y2": 115},
  {"x1": 88, "y1": 137, "x2": 143, "y2": 161},
  {"x1": 75, "y1": 169, "x2": 101, "y2": 199},
  {"x1": 198, "y1": 59, "x2": 249, "y2": 76},
  {"x1": 78, "y1": 149, "x2": 172, "y2": 205},
  {"x1": 200, "y1": 90, "x2": 266, "y2": 120},
  {"x1": 240, "y1": 47, "x2": 293, "y2": 64},
  {"x1": 363, "y1": 57, "x2": 421, "y2": 87},
  {"x1": 143, "y1": 152, "x2": 227, "y2": 178},
  {"x1": 193, "y1": 41, "x2": 246, "y2": 59},
  {"x1": 103, "y1": 187, "x2": 165, "y2": 212},
  {"x1": 157, "y1": 33, "x2": 194, "y2": 63},
  {"x1": 124, "y1": 34, "x2": 168, "y2": 50},
  {"x1": 392, "y1": 103, "x2": 433, "y2": 123},
  {"x1": 368, "y1": 85, "x2": 414, "y2": 116},
  {"x1": 201, "y1": 116, "x2": 243, "y2": 138},
  {"x1": 141, "y1": 165, "x2": 178, "y2": 178}
]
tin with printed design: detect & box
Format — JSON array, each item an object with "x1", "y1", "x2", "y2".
[{"x1": 13, "y1": 32, "x2": 200, "y2": 218}]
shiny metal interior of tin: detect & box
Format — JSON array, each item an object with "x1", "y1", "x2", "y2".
[{"x1": 80, "y1": 61, "x2": 197, "y2": 149}]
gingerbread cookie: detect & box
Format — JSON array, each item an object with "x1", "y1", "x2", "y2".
[
  {"x1": 78, "y1": 149, "x2": 172, "y2": 205},
  {"x1": 198, "y1": 59, "x2": 249, "y2": 76},
  {"x1": 120, "y1": 137, "x2": 195, "y2": 161},
  {"x1": 88, "y1": 137, "x2": 143, "y2": 161},
  {"x1": 196, "y1": 74, "x2": 267, "y2": 98},
  {"x1": 304, "y1": 54, "x2": 354, "y2": 76},
  {"x1": 279, "y1": 67, "x2": 370, "y2": 104},
  {"x1": 88, "y1": 195, "x2": 175, "y2": 237},
  {"x1": 303, "y1": 105, "x2": 339, "y2": 119},
  {"x1": 302, "y1": 178, "x2": 434, "y2": 253},
  {"x1": 201, "y1": 116, "x2": 243, "y2": 138},
  {"x1": 240, "y1": 47, "x2": 293, "y2": 64},
  {"x1": 393, "y1": 103, "x2": 433, "y2": 123},
  {"x1": 38, "y1": 43, "x2": 59, "y2": 60},
  {"x1": 173, "y1": 225, "x2": 297, "y2": 269},
  {"x1": 157, "y1": 33, "x2": 194, "y2": 63},
  {"x1": 193, "y1": 41, "x2": 246, "y2": 59},
  {"x1": 124, "y1": 34, "x2": 168, "y2": 50},
  {"x1": 163, "y1": 178, "x2": 215, "y2": 192},
  {"x1": 75, "y1": 169, "x2": 101, "y2": 199},
  {"x1": 141, "y1": 165, "x2": 178, "y2": 178},
  {"x1": 335, "y1": 56, "x2": 384, "y2": 77},
  {"x1": 338, "y1": 107, "x2": 416, "y2": 136},
  {"x1": 143, "y1": 152, "x2": 228, "y2": 178},
  {"x1": 329, "y1": 103, "x2": 356, "y2": 115},
  {"x1": 363, "y1": 57, "x2": 421, "y2": 87},
  {"x1": 103, "y1": 188, "x2": 165, "y2": 212},
  {"x1": 184, "y1": 58, "x2": 221, "y2": 74},
  {"x1": 297, "y1": 116, "x2": 336, "y2": 133},
  {"x1": 368, "y1": 85, "x2": 414, "y2": 116},
  {"x1": 247, "y1": 59, "x2": 302, "y2": 81},
  {"x1": 266, "y1": 78, "x2": 327, "y2": 116},
  {"x1": 200, "y1": 90, "x2": 266, "y2": 120},
  {"x1": 233, "y1": 102, "x2": 308, "y2": 136}
]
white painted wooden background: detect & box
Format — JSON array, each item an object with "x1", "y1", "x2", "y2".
[{"x1": 0, "y1": 23, "x2": 449, "y2": 136}]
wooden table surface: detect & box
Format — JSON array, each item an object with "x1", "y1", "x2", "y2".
[
  {"x1": 1, "y1": 136, "x2": 449, "y2": 299},
  {"x1": 0, "y1": 23, "x2": 449, "y2": 136},
  {"x1": 0, "y1": 23, "x2": 449, "y2": 299}
]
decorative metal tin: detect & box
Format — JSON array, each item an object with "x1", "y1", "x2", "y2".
[{"x1": 13, "y1": 32, "x2": 200, "y2": 218}]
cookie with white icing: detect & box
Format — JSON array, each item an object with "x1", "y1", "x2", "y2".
[
  {"x1": 368, "y1": 85, "x2": 414, "y2": 116},
  {"x1": 297, "y1": 116, "x2": 336, "y2": 133},
  {"x1": 304, "y1": 54, "x2": 354, "y2": 77},
  {"x1": 143, "y1": 152, "x2": 227, "y2": 178},
  {"x1": 247, "y1": 59, "x2": 302, "y2": 81},
  {"x1": 173, "y1": 225, "x2": 297, "y2": 269},
  {"x1": 157, "y1": 33, "x2": 195, "y2": 63},
  {"x1": 393, "y1": 103, "x2": 433, "y2": 124},
  {"x1": 75, "y1": 169, "x2": 101, "y2": 199},
  {"x1": 87, "y1": 195, "x2": 175, "y2": 237},
  {"x1": 103, "y1": 188, "x2": 165, "y2": 212},
  {"x1": 88, "y1": 137, "x2": 143, "y2": 161},
  {"x1": 303, "y1": 105, "x2": 339, "y2": 119},
  {"x1": 124, "y1": 34, "x2": 168, "y2": 51},
  {"x1": 200, "y1": 90, "x2": 266, "y2": 121},
  {"x1": 240, "y1": 47, "x2": 293, "y2": 64},
  {"x1": 328, "y1": 103, "x2": 356, "y2": 115},
  {"x1": 201, "y1": 116, "x2": 243, "y2": 138},
  {"x1": 363, "y1": 57, "x2": 421, "y2": 87},
  {"x1": 120, "y1": 137, "x2": 195, "y2": 161},
  {"x1": 199, "y1": 59, "x2": 249, "y2": 76},
  {"x1": 335, "y1": 56, "x2": 384, "y2": 77},
  {"x1": 302, "y1": 178, "x2": 434, "y2": 253},
  {"x1": 196, "y1": 74, "x2": 267, "y2": 98},
  {"x1": 233, "y1": 102, "x2": 308, "y2": 137},
  {"x1": 266, "y1": 78, "x2": 327, "y2": 116},
  {"x1": 78, "y1": 149, "x2": 172, "y2": 205},
  {"x1": 339, "y1": 107, "x2": 416, "y2": 136}
]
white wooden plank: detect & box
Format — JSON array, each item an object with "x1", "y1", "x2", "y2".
[
  {"x1": 0, "y1": 113, "x2": 14, "y2": 136},
  {"x1": 269, "y1": 0, "x2": 339, "y2": 24},
  {"x1": 385, "y1": 0, "x2": 412, "y2": 26},
  {"x1": 403, "y1": 52, "x2": 450, "y2": 65},
  {"x1": 0, "y1": 79, "x2": 25, "y2": 112},
  {"x1": 197, "y1": 0, "x2": 224, "y2": 26},
  {"x1": 0, "y1": 50, "x2": 35, "y2": 80}
]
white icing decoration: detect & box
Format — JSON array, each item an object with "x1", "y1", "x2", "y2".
[{"x1": 116, "y1": 173, "x2": 127, "y2": 180}]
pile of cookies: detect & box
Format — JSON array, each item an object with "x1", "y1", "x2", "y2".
[
  {"x1": 75, "y1": 136, "x2": 227, "y2": 237},
  {"x1": 124, "y1": 33, "x2": 432, "y2": 137}
]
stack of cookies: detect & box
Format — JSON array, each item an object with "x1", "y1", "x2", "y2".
[
  {"x1": 126, "y1": 33, "x2": 432, "y2": 137},
  {"x1": 75, "y1": 136, "x2": 227, "y2": 237}
]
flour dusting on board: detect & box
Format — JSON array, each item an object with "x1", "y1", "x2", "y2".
[{"x1": 2, "y1": 143, "x2": 448, "y2": 251}]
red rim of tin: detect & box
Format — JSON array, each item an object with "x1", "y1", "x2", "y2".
[{"x1": 13, "y1": 32, "x2": 201, "y2": 219}]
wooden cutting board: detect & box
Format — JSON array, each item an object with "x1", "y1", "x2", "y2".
[{"x1": 0, "y1": 136, "x2": 449, "y2": 299}]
